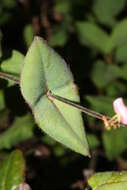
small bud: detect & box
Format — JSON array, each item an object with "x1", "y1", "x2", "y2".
[
  {"x1": 19, "y1": 183, "x2": 31, "y2": 190},
  {"x1": 113, "y1": 97, "x2": 127, "y2": 125}
]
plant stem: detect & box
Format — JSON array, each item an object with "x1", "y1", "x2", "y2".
[
  {"x1": 0, "y1": 71, "x2": 19, "y2": 84},
  {"x1": 0, "y1": 72, "x2": 110, "y2": 122},
  {"x1": 47, "y1": 91, "x2": 110, "y2": 121}
]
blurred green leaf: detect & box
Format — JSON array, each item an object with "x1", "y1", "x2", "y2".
[
  {"x1": 115, "y1": 43, "x2": 127, "y2": 62},
  {"x1": 87, "y1": 134, "x2": 100, "y2": 149},
  {"x1": 102, "y1": 127, "x2": 127, "y2": 160},
  {"x1": 89, "y1": 171, "x2": 127, "y2": 190},
  {"x1": 24, "y1": 24, "x2": 34, "y2": 48},
  {"x1": 91, "y1": 60, "x2": 121, "y2": 88},
  {"x1": 20, "y1": 36, "x2": 89, "y2": 156},
  {"x1": 49, "y1": 27, "x2": 68, "y2": 47},
  {"x1": 0, "y1": 90, "x2": 5, "y2": 111},
  {"x1": 1, "y1": 50, "x2": 24, "y2": 76},
  {"x1": 0, "y1": 114, "x2": 34, "y2": 149},
  {"x1": 54, "y1": 0, "x2": 73, "y2": 26},
  {"x1": 42, "y1": 135, "x2": 66, "y2": 157},
  {"x1": 86, "y1": 95, "x2": 114, "y2": 115},
  {"x1": 0, "y1": 149, "x2": 25, "y2": 190},
  {"x1": 76, "y1": 22, "x2": 110, "y2": 53},
  {"x1": 109, "y1": 19, "x2": 127, "y2": 50},
  {"x1": 106, "y1": 81, "x2": 126, "y2": 97},
  {"x1": 0, "y1": 0, "x2": 16, "y2": 26},
  {"x1": 54, "y1": 0, "x2": 71, "y2": 15},
  {"x1": 53, "y1": 145, "x2": 66, "y2": 157},
  {"x1": 93, "y1": 0, "x2": 126, "y2": 26},
  {"x1": 0, "y1": 50, "x2": 24, "y2": 86},
  {"x1": 119, "y1": 64, "x2": 127, "y2": 80},
  {"x1": 0, "y1": 30, "x2": 2, "y2": 58},
  {"x1": 42, "y1": 135, "x2": 56, "y2": 146},
  {"x1": 2, "y1": 0, "x2": 16, "y2": 9},
  {"x1": 0, "y1": 12, "x2": 10, "y2": 26}
]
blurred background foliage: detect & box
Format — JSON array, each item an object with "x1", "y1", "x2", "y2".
[{"x1": 1, "y1": 0, "x2": 127, "y2": 189}]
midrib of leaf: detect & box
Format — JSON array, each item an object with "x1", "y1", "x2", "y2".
[
  {"x1": 37, "y1": 39, "x2": 72, "y2": 93},
  {"x1": 33, "y1": 91, "x2": 46, "y2": 107},
  {"x1": 35, "y1": 39, "x2": 76, "y2": 106},
  {"x1": 23, "y1": 39, "x2": 86, "y2": 149},
  {"x1": 31, "y1": 41, "x2": 47, "y2": 106},
  {"x1": 34, "y1": 43, "x2": 84, "y2": 141},
  {"x1": 34, "y1": 40, "x2": 83, "y2": 143},
  {"x1": 51, "y1": 80, "x2": 73, "y2": 93},
  {"x1": 48, "y1": 94, "x2": 85, "y2": 144}
]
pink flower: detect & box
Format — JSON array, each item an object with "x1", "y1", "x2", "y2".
[{"x1": 113, "y1": 97, "x2": 127, "y2": 125}]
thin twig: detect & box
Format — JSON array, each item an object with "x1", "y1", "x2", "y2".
[
  {"x1": 47, "y1": 91, "x2": 110, "y2": 121},
  {"x1": 0, "y1": 71, "x2": 19, "y2": 84},
  {"x1": 0, "y1": 72, "x2": 112, "y2": 123}
]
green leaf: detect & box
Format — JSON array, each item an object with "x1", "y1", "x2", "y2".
[
  {"x1": 115, "y1": 43, "x2": 127, "y2": 62},
  {"x1": 42, "y1": 135, "x2": 56, "y2": 146},
  {"x1": 109, "y1": 19, "x2": 127, "y2": 50},
  {"x1": 119, "y1": 64, "x2": 127, "y2": 80},
  {"x1": 0, "y1": 90, "x2": 5, "y2": 111},
  {"x1": 93, "y1": 0, "x2": 126, "y2": 26},
  {"x1": 24, "y1": 24, "x2": 34, "y2": 48},
  {"x1": 0, "y1": 50, "x2": 24, "y2": 86},
  {"x1": 53, "y1": 145, "x2": 66, "y2": 157},
  {"x1": 0, "y1": 12, "x2": 11, "y2": 26},
  {"x1": 1, "y1": 50, "x2": 24, "y2": 76},
  {"x1": 0, "y1": 150, "x2": 25, "y2": 190},
  {"x1": 106, "y1": 81, "x2": 126, "y2": 97},
  {"x1": 54, "y1": 0, "x2": 71, "y2": 15},
  {"x1": 20, "y1": 36, "x2": 89, "y2": 156},
  {"x1": 49, "y1": 27, "x2": 68, "y2": 47},
  {"x1": 102, "y1": 127, "x2": 127, "y2": 160},
  {"x1": 42, "y1": 135, "x2": 66, "y2": 157},
  {"x1": 91, "y1": 60, "x2": 121, "y2": 88},
  {"x1": 2, "y1": 0, "x2": 16, "y2": 9},
  {"x1": 88, "y1": 171, "x2": 127, "y2": 190},
  {"x1": 54, "y1": 0, "x2": 72, "y2": 25},
  {"x1": 76, "y1": 22, "x2": 110, "y2": 53},
  {"x1": 86, "y1": 95, "x2": 114, "y2": 115},
  {"x1": 0, "y1": 30, "x2": 2, "y2": 57},
  {"x1": 0, "y1": 114, "x2": 34, "y2": 149},
  {"x1": 87, "y1": 134, "x2": 100, "y2": 149}
]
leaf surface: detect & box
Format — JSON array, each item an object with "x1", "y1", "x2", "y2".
[
  {"x1": 109, "y1": 19, "x2": 127, "y2": 50},
  {"x1": 0, "y1": 114, "x2": 34, "y2": 149},
  {"x1": 1, "y1": 50, "x2": 24, "y2": 76},
  {"x1": 76, "y1": 22, "x2": 110, "y2": 53},
  {"x1": 93, "y1": 0, "x2": 125, "y2": 26},
  {"x1": 115, "y1": 43, "x2": 127, "y2": 62},
  {"x1": 102, "y1": 127, "x2": 127, "y2": 160},
  {"x1": 86, "y1": 95, "x2": 114, "y2": 115},
  {"x1": 89, "y1": 171, "x2": 127, "y2": 190},
  {"x1": 91, "y1": 60, "x2": 120, "y2": 88},
  {"x1": 20, "y1": 36, "x2": 89, "y2": 156},
  {"x1": 0, "y1": 150, "x2": 25, "y2": 190},
  {"x1": 24, "y1": 24, "x2": 34, "y2": 48}
]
